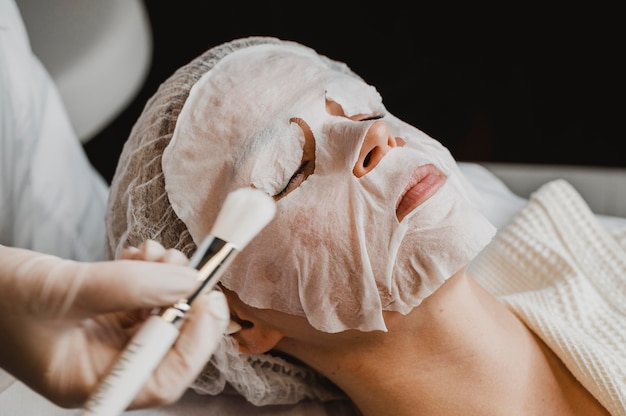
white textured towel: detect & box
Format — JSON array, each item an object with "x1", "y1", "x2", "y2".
[{"x1": 470, "y1": 179, "x2": 626, "y2": 416}]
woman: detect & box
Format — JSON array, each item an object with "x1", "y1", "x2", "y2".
[{"x1": 106, "y1": 37, "x2": 625, "y2": 415}]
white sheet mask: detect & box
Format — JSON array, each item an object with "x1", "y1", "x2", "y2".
[{"x1": 163, "y1": 43, "x2": 496, "y2": 333}]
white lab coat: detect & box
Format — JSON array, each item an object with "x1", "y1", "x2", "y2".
[{"x1": 0, "y1": 0, "x2": 108, "y2": 261}]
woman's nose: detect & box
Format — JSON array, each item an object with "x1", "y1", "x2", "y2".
[{"x1": 353, "y1": 121, "x2": 403, "y2": 178}]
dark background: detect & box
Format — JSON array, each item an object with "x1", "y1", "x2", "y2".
[{"x1": 84, "y1": 2, "x2": 625, "y2": 184}]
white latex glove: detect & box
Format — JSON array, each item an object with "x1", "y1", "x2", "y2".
[{"x1": 0, "y1": 241, "x2": 230, "y2": 409}]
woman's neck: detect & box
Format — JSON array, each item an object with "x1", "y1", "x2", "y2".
[{"x1": 279, "y1": 271, "x2": 609, "y2": 416}]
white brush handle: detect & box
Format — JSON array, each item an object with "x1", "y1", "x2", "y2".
[{"x1": 80, "y1": 316, "x2": 179, "y2": 416}]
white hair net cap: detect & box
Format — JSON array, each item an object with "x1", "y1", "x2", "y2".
[{"x1": 106, "y1": 36, "x2": 495, "y2": 406}]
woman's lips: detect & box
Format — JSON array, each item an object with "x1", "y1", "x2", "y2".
[{"x1": 396, "y1": 164, "x2": 447, "y2": 222}]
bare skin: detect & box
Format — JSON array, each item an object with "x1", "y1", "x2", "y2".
[{"x1": 225, "y1": 269, "x2": 609, "y2": 416}]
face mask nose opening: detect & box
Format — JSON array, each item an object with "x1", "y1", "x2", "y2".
[{"x1": 353, "y1": 121, "x2": 402, "y2": 178}]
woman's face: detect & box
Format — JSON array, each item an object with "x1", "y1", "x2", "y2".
[{"x1": 162, "y1": 43, "x2": 495, "y2": 333}]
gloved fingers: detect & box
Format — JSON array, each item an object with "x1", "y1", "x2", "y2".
[
  {"x1": 0, "y1": 244, "x2": 199, "y2": 319},
  {"x1": 121, "y1": 240, "x2": 189, "y2": 266},
  {"x1": 116, "y1": 308, "x2": 153, "y2": 331},
  {"x1": 160, "y1": 249, "x2": 189, "y2": 266},
  {"x1": 120, "y1": 246, "x2": 140, "y2": 259},
  {"x1": 119, "y1": 246, "x2": 140, "y2": 261},
  {"x1": 70, "y1": 260, "x2": 199, "y2": 317},
  {"x1": 129, "y1": 290, "x2": 230, "y2": 408},
  {"x1": 0, "y1": 246, "x2": 66, "y2": 308}
]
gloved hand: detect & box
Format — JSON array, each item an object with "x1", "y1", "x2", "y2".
[{"x1": 0, "y1": 241, "x2": 230, "y2": 409}]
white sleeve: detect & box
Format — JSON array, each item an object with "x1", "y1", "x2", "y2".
[{"x1": 0, "y1": 0, "x2": 109, "y2": 261}]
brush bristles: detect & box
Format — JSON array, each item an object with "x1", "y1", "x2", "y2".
[{"x1": 210, "y1": 188, "x2": 276, "y2": 249}]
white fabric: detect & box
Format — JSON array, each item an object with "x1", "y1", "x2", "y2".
[
  {"x1": 0, "y1": 0, "x2": 108, "y2": 261},
  {"x1": 163, "y1": 42, "x2": 496, "y2": 333},
  {"x1": 470, "y1": 179, "x2": 626, "y2": 416}
]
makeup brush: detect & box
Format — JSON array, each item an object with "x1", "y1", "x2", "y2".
[{"x1": 81, "y1": 188, "x2": 276, "y2": 416}]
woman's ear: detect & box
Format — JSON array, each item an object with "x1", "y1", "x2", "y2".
[
  {"x1": 230, "y1": 318, "x2": 284, "y2": 354},
  {"x1": 222, "y1": 288, "x2": 284, "y2": 354}
]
